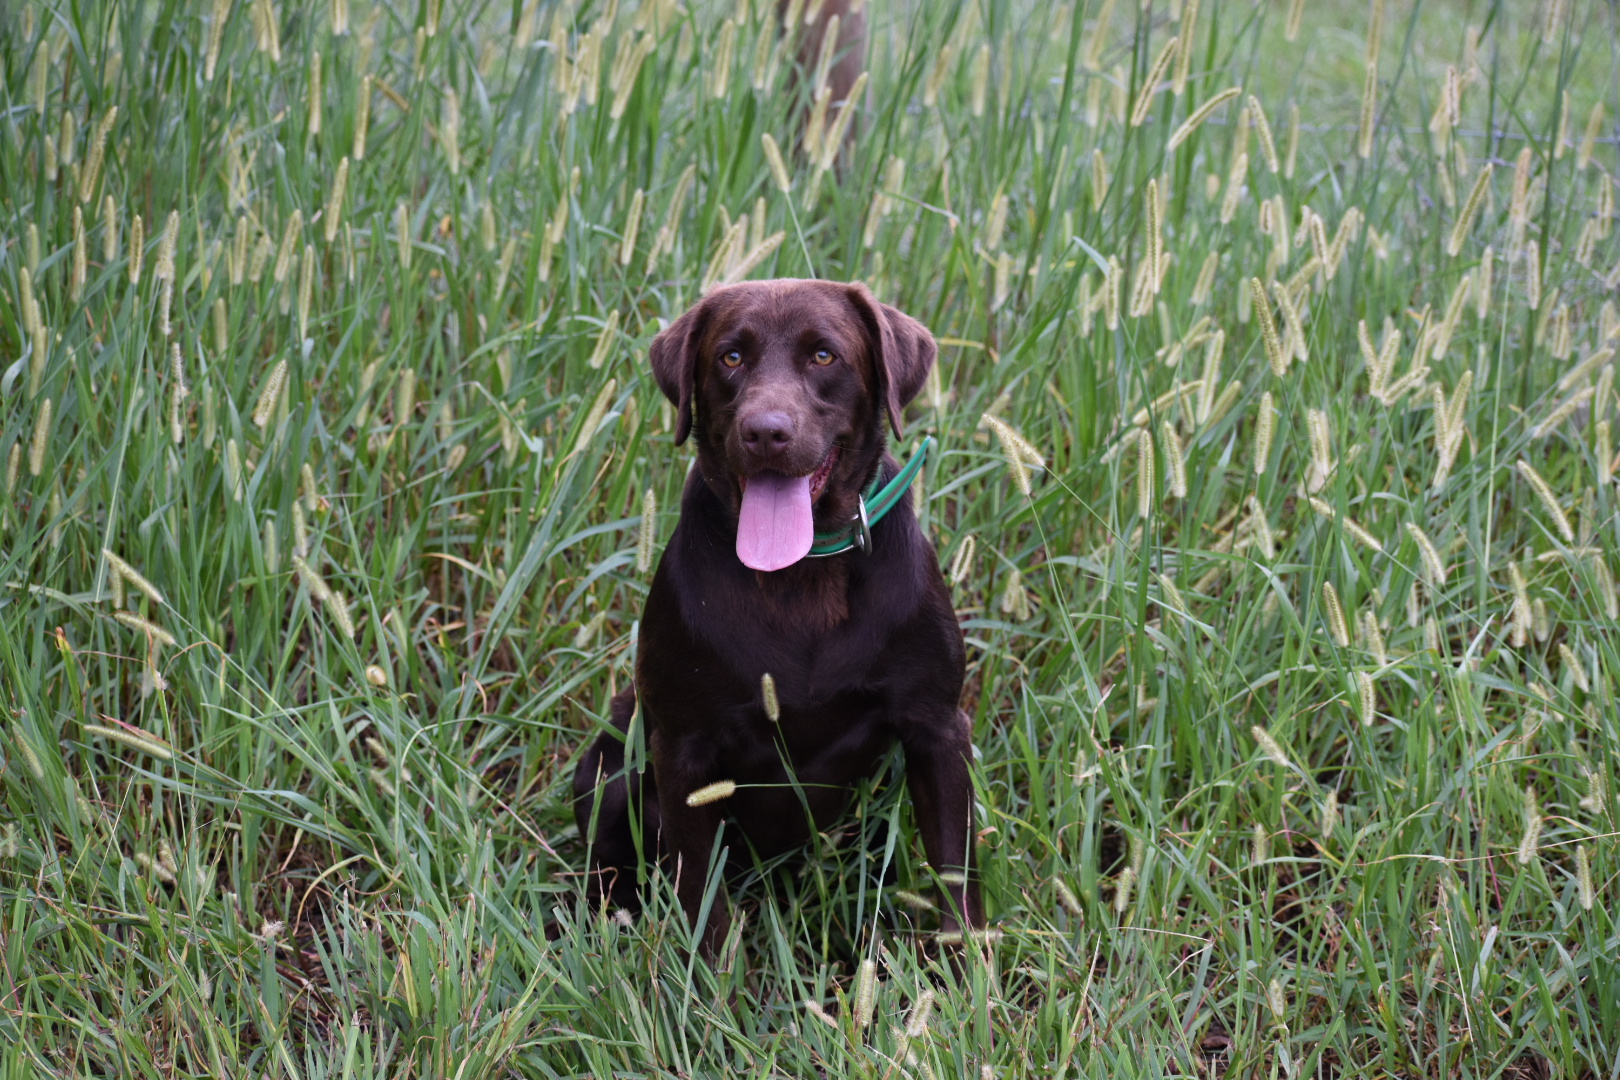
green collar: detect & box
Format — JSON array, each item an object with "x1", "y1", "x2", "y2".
[{"x1": 806, "y1": 436, "x2": 934, "y2": 557}]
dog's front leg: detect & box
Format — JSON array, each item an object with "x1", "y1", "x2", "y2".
[
  {"x1": 651, "y1": 732, "x2": 732, "y2": 955},
  {"x1": 903, "y1": 708, "x2": 984, "y2": 934}
]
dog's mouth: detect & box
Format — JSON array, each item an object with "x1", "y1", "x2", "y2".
[{"x1": 735, "y1": 446, "x2": 840, "y2": 572}]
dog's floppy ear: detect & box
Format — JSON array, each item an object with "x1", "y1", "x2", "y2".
[
  {"x1": 648, "y1": 297, "x2": 712, "y2": 446},
  {"x1": 845, "y1": 282, "x2": 938, "y2": 439}
]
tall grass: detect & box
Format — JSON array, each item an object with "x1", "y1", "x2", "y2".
[{"x1": 1, "y1": 0, "x2": 1617, "y2": 1075}]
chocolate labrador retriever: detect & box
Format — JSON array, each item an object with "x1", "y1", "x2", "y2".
[{"x1": 572, "y1": 279, "x2": 982, "y2": 954}]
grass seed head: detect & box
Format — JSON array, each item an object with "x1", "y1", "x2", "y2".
[
  {"x1": 761, "y1": 133, "x2": 792, "y2": 193},
  {"x1": 293, "y1": 555, "x2": 331, "y2": 603},
  {"x1": 969, "y1": 42, "x2": 990, "y2": 117},
  {"x1": 710, "y1": 19, "x2": 736, "y2": 99},
  {"x1": 1113, "y1": 865, "x2": 1134, "y2": 912},
  {"x1": 816, "y1": 72, "x2": 866, "y2": 172},
  {"x1": 128, "y1": 213, "x2": 145, "y2": 284},
  {"x1": 71, "y1": 206, "x2": 86, "y2": 301},
  {"x1": 273, "y1": 210, "x2": 301, "y2": 284},
  {"x1": 297, "y1": 243, "x2": 315, "y2": 338},
  {"x1": 324, "y1": 591, "x2": 356, "y2": 639},
  {"x1": 1446, "y1": 163, "x2": 1492, "y2": 257},
  {"x1": 1162, "y1": 421, "x2": 1186, "y2": 499},
  {"x1": 395, "y1": 202, "x2": 414, "y2": 270},
  {"x1": 103, "y1": 548, "x2": 166, "y2": 606},
  {"x1": 1579, "y1": 102, "x2": 1604, "y2": 170},
  {"x1": 1356, "y1": 60, "x2": 1377, "y2": 160},
  {"x1": 1576, "y1": 845, "x2": 1595, "y2": 911},
  {"x1": 1365, "y1": 0, "x2": 1385, "y2": 65},
  {"x1": 114, "y1": 611, "x2": 178, "y2": 648},
  {"x1": 307, "y1": 50, "x2": 323, "y2": 135},
  {"x1": 1251, "y1": 726, "x2": 1290, "y2": 769},
  {"x1": 1320, "y1": 791, "x2": 1339, "y2": 841},
  {"x1": 82, "y1": 722, "x2": 173, "y2": 761},
  {"x1": 1517, "y1": 785, "x2": 1542, "y2": 864},
  {"x1": 1323, "y1": 582, "x2": 1350, "y2": 648},
  {"x1": 1508, "y1": 561, "x2": 1532, "y2": 647},
  {"x1": 1362, "y1": 607, "x2": 1387, "y2": 666},
  {"x1": 1355, "y1": 670, "x2": 1376, "y2": 725},
  {"x1": 222, "y1": 438, "x2": 243, "y2": 503},
  {"x1": 637, "y1": 487, "x2": 658, "y2": 573},
  {"x1": 949, "y1": 534, "x2": 976, "y2": 586},
  {"x1": 1248, "y1": 95, "x2": 1279, "y2": 173},
  {"x1": 1558, "y1": 642, "x2": 1590, "y2": 693},
  {"x1": 1253, "y1": 392, "x2": 1276, "y2": 476},
  {"x1": 853, "y1": 959, "x2": 877, "y2": 1027},
  {"x1": 1168, "y1": 87, "x2": 1240, "y2": 152},
  {"x1": 1000, "y1": 567, "x2": 1030, "y2": 621},
  {"x1": 1516, "y1": 459, "x2": 1574, "y2": 543},
  {"x1": 79, "y1": 107, "x2": 116, "y2": 204},
  {"x1": 1173, "y1": 0, "x2": 1199, "y2": 94},
  {"x1": 254, "y1": 360, "x2": 289, "y2": 430},
  {"x1": 324, "y1": 158, "x2": 349, "y2": 243},
  {"x1": 686, "y1": 779, "x2": 737, "y2": 807},
  {"x1": 1251, "y1": 279, "x2": 1285, "y2": 376},
  {"x1": 760, "y1": 672, "x2": 780, "y2": 722},
  {"x1": 28, "y1": 399, "x2": 52, "y2": 477},
  {"x1": 1405, "y1": 523, "x2": 1446, "y2": 586},
  {"x1": 352, "y1": 76, "x2": 373, "y2": 160},
  {"x1": 1129, "y1": 36, "x2": 1177, "y2": 128},
  {"x1": 905, "y1": 989, "x2": 935, "y2": 1038},
  {"x1": 1135, "y1": 429, "x2": 1155, "y2": 517}
]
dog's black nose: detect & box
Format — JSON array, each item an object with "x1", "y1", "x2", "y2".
[{"x1": 741, "y1": 411, "x2": 794, "y2": 456}]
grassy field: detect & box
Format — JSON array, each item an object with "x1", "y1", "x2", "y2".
[{"x1": 2, "y1": 0, "x2": 1619, "y2": 1075}]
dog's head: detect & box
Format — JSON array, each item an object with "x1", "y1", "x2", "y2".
[{"x1": 648, "y1": 279, "x2": 937, "y2": 571}]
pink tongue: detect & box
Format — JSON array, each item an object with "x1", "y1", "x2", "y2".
[{"x1": 736, "y1": 472, "x2": 814, "y2": 571}]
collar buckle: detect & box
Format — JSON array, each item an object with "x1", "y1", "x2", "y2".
[{"x1": 852, "y1": 495, "x2": 872, "y2": 554}]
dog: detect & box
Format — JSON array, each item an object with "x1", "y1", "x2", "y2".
[{"x1": 571, "y1": 279, "x2": 983, "y2": 954}]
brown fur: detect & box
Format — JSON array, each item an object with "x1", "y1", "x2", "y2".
[{"x1": 572, "y1": 280, "x2": 983, "y2": 954}]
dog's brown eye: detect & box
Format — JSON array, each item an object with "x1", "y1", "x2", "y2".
[
  {"x1": 813, "y1": 349, "x2": 836, "y2": 365},
  {"x1": 721, "y1": 350, "x2": 743, "y2": 368}
]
